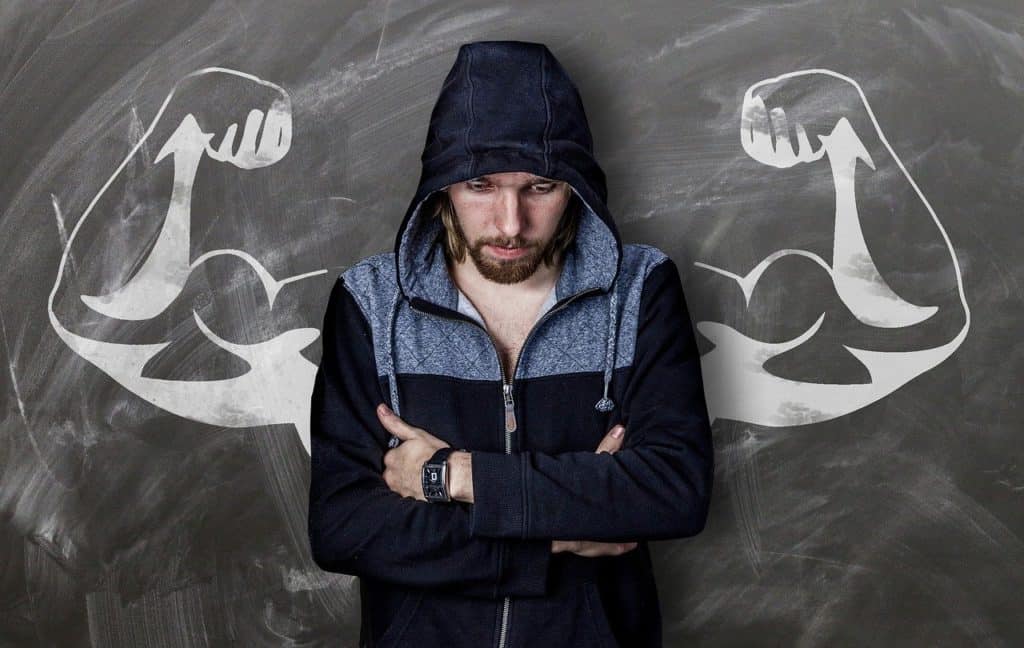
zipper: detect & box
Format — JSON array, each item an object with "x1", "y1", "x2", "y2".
[
  {"x1": 502, "y1": 383, "x2": 516, "y2": 436},
  {"x1": 408, "y1": 285, "x2": 603, "y2": 648},
  {"x1": 497, "y1": 285, "x2": 600, "y2": 447},
  {"x1": 496, "y1": 288, "x2": 600, "y2": 648}
]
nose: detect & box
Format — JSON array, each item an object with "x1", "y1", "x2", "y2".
[{"x1": 494, "y1": 189, "x2": 527, "y2": 239}]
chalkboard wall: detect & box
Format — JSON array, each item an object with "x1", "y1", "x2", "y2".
[{"x1": 2, "y1": 1, "x2": 1022, "y2": 645}]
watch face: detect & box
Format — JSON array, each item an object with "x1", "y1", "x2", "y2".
[{"x1": 423, "y1": 464, "x2": 447, "y2": 501}]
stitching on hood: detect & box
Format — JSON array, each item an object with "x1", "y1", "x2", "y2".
[
  {"x1": 541, "y1": 52, "x2": 552, "y2": 176},
  {"x1": 464, "y1": 47, "x2": 475, "y2": 178}
]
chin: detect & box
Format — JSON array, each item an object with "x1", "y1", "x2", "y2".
[{"x1": 476, "y1": 258, "x2": 539, "y2": 284}]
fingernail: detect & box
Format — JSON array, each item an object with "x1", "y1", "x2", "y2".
[
  {"x1": 611, "y1": 426, "x2": 624, "y2": 439},
  {"x1": 378, "y1": 403, "x2": 391, "y2": 416}
]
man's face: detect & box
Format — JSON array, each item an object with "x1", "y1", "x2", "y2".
[{"x1": 445, "y1": 171, "x2": 571, "y2": 284}]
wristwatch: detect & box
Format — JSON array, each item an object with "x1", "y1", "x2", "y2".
[{"x1": 422, "y1": 447, "x2": 466, "y2": 503}]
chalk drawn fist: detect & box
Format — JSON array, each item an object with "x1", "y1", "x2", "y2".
[
  {"x1": 155, "y1": 67, "x2": 292, "y2": 169},
  {"x1": 203, "y1": 97, "x2": 291, "y2": 169},
  {"x1": 740, "y1": 70, "x2": 874, "y2": 169}
]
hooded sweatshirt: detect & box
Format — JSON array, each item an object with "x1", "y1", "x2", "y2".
[{"x1": 308, "y1": 40, "x2": 714, "y2": 648}]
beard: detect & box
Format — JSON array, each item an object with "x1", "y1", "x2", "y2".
[{"x1": 448, "y1": 214, "x2": 561, "y2": 285}]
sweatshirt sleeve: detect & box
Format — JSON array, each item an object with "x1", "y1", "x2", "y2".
[
  {"x1": 307, "y1": 276, "x2": 552, "y2": 598},
  {"x1": 468, "y1": 257, "x2": 714, "y2": 542}
]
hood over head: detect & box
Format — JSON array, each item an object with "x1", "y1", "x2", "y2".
[{"x1": 382, "y1": 41, "x2": 622, "y2": 439}]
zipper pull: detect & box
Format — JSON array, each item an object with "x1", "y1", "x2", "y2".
[{"x1": 503, "y1": 383, "x2": 517, "y2": 433}]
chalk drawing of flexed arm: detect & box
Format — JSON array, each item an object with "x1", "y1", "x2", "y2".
[
  {"x1": 695, "y1": 70, "x2": 971, "y2": 427},
  {"x1": 48, "y1": 68, "x2": 326, "y2": 454}
]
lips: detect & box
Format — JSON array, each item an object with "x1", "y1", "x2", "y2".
[{"x1": 487, "y1": 244, "x2": 528, "y2": 259}]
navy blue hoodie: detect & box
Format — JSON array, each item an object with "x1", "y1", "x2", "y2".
[{"x1": 308, "y1": 40, "x2": 714, "y2": 648}]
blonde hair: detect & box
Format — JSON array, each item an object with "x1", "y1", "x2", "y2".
[{"x1": 433, "y1": 186, "x2": 582, "y2": 267}]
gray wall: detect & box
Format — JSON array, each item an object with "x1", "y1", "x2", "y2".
[{"x1": 2, "y1": 1, "x2": 1022, "y2": 645}]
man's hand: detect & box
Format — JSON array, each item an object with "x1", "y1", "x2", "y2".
[
  {"x1": 551, "y1": 538, "x2": 638, "y2": 557},
  {"x1": 377, "y1": 403, "x2": 449, "y2": 501},
  {"x1": 551, "y1": 424, "x2": 640, "y2": 557}
]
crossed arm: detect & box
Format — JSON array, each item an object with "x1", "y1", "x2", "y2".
[
  {"x1": 308, "y1": 260, "x2": 713, "y2": 598},
  {"x1": 373, "y1": 401, "x2": 638, "y2": 557}
]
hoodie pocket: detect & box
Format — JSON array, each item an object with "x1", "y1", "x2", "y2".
[
  {"x1": 376, "y1": 590, "x2": 423, "y2": 647},
  {"x1": 374, "y1": 589, "x2": 500, "y2": 647},
  {"x1": 582, "y1": 582, "x2": 620, "y2": 648}
]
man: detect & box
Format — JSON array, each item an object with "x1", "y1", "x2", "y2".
[{"x1": 308, "y1": 40, "x2": 714, "y2": 648}]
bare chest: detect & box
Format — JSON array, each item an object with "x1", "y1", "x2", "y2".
[{"x1": 478, "y1": 308, "x2": 541, "y2": 382}]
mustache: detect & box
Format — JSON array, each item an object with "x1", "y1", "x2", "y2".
[{"x1": 478, "y1": 238, "x2": 536, "y2": 249}]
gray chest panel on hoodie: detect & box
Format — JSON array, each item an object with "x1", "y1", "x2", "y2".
[{"x1": 341, "y1": 241, "x2": 668, "y2": 383}]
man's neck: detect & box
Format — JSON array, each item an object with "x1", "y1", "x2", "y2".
[{"x1": 447, "y1": 253, "x2": 562, "y2": 308}]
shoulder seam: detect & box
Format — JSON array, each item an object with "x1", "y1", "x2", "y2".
[
  {"x1": 335, "y1": 275, "x2": 375, "y2": 332},
  {"x1": 641, "y1": 250, "x2": 672, "y2": 281}
]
